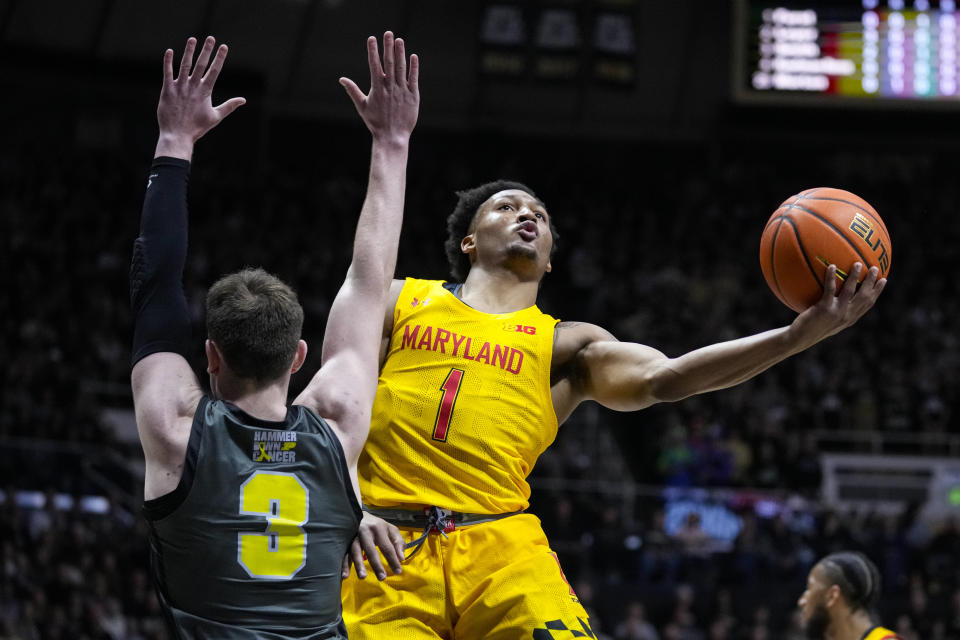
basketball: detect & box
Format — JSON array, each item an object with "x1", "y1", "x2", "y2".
[{"x1": 759, "y1": 187, "x2": 891, "y2": 313}]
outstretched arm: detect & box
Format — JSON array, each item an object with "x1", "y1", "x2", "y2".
[
  {"x1": 294, "y1": 32, "x2": 419, "y2": 463},
  {"x1": 561, "y1": 263, "x2": 886, "y2": 415},
  {"x1": 130, "y1": 36, "x2": 245, "y2": 500}
]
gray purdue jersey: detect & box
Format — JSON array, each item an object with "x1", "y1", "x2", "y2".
[{"x1": 144, "y1": 396, "x2": 361, "y2": 639}]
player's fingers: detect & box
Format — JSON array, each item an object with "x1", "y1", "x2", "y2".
[
  {"x1": 375, "y1": 528, "x2": 404, "y2": 575},
  {"x1": 848, "y1": 265, "x2": 878, "y2": 309},
  {"x1": 214, "y1": 97, "x2": 246, "y2": 120},
  {"x1": 339, "y1": 77, "x2": 366, "y2": 110},
  {"x1": 348, "y1": 539, "x2": 367, "y2": 579},
  {"x1": 838, "y1": 262, "x2": 862, "y2": 303},
  {"x1": 821, "y1": 264, "x2": 837, "y2": 300},
  {"x1": 394, "y1": 38, "x2": 407, "y2": 87},
  {"x1": 366, "y1": 36, "x2": 383, "y2": 86},
  {"x1": 407, "y1": 53, "x2": 419, "y2": 91},
  {"x1": 855, "y1": 266, "x2": 878, "y2": 299},
  {"x1": 874, "y1": 278, "x2": 888, "y2": 296},
  {"x1": 162, "y1": 49, "x2": 175, "y2": 87},
  {"x1": 358, "y1": 528, "x2": 386, "y2": 579},
  {"x1": 860, "y1": 269, "x2": 886, "y2": 309},
  {"x1": 203, "y1": 44, "x2": 230, "y2": 86},
  {"x1": 177, "y1": 37, "x2": 197, "y2": 81},
  {"x1": 381, "y1": 31, "x2": 395, "y2": 85},
  {"x1": 192, "y1": 36, "x2": 216, "y2": 81},
  {"x1": 390, "y1": 528, "x2": 407, "y2": 571},
  {"x1": 341, "y1": 552, "x2": 351, "y2": 579},
  {"x1": 362, "y1": 542, "x2": 388, "y2": 581}
]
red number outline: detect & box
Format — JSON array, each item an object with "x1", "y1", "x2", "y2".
[
  {"x1": 433, "y1": 368, "x2": 464, "y2": 442},
  {"x1": 550, "y1": 552, "x2": 577, "y2": 597}
]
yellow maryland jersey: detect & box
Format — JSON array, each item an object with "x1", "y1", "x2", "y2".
[
  {"x1": 864, "y1": 627, "x2": 902, "y2": 640},
  {"x1": 359, "y1": 278, "x2": 560, "y2": 514}
]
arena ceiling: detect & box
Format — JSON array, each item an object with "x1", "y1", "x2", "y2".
[{"x1": 0, "y1": 0, "x2": 729, "y2": 137}]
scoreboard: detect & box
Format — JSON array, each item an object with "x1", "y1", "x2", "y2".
[{"x1": 734, "y1": 0, "x2": 960, "y2": 105}]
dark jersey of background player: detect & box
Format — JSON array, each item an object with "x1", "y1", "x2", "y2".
[{"x1": 144, "y1": 393, "x2": 359, "y2": 638}]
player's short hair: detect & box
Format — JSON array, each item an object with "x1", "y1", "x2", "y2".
[
  {"x1": 444, "y1": 180, "x2": 560, "y2": 282},
  {"x1": 206, "y1": 268, "x2": 303, "y2": 385},
  {"x1": 818, "y1": 551, "x2": 882, "y2": 614}
]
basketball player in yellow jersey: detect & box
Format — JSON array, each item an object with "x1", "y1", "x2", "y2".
[
  {"x1": 798, "y1": 552, "x2": 903, "y2": 640},
  {"x1": 340, "y1": 180, "x2": 886, "y2": 639}
]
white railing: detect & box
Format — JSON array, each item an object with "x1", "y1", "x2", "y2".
[{"x1": 812, "y1": 429, "x2": 960, "y2": 456}]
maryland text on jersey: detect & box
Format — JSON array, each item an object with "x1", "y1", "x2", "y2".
[{"x1": 398, "y1": 323, "x2": 527, "y2": 374}]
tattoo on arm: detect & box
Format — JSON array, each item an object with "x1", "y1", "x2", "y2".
[{"x1": 554, "y1": 321, "x2": 588, "y2": 348}]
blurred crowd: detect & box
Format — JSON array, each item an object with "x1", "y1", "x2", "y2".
[
  {"x1": 1, "y1": 121, "x2": 959, "y2": 637},
  {"x1": 533, "y1": 487, "x2": 960, "y2": 639},
  {"x1": 2, "y1": 125, "x2": 958, "y2": 480},
  {"x1": 3, "y1": 123, "x2": 959, "y2": 446},
  {"x1": 0, "y1": 495, "x2": 162, "y2": 640}
]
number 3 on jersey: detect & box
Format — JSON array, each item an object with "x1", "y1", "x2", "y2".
[
  {"x1": 238, "y1": 471, "x2": 308, "y2": 579},
  {"x1": 433, "y1": 368, "x2": 465, "y2": 442}
]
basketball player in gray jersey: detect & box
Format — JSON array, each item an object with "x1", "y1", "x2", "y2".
[{"x1": 130, "y1": 33, "x2": 417, "y2": 638}]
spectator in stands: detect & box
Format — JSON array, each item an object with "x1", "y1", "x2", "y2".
[
  {"x1": 614, "y1": 602, "x2": 659, "y2": 640},
  {"x1": 639, "y1": 507, "x2": 679, "y2": 584}
]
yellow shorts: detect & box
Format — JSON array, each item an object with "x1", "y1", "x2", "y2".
[{"x1": 341, "y1": 513, "x2": 593, "y2": 639}]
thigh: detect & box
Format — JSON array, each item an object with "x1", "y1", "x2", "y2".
[
  {"x1": 449, "y1": 515, "x2": 594, "y2": 640},
  {"x1": 341, "y1": 529, "x2": 452, "y2": 640}
]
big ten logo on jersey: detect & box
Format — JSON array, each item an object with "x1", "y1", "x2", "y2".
[
  {"x1": 252, "y1": 431, "x2": 297, "y2": 463},
  {"x1": 849, "y1": 214, "x2": 890, "y2": 274},
  {"x1": 502, "y1": 323, "x2": 536, "y2": 335}
]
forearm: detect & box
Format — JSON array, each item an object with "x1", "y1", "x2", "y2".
[
  {"x1": 348, "y1": 138, "x2": 409, "y2": 286},
  {"x1": 130, "y1": 156, "x2": 192, "y2": 365},
  {"x1": 586, "y1": 261, "x2": 884, "y2": 410},
  {"x1": 653, "y1": 325, "x2": 804, "y2": 401}
]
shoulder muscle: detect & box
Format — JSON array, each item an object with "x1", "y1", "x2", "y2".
[{"x1": 550, "y1": 321, "x2": 616, "y2": 422}]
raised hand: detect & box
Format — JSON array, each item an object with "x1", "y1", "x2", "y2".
[
  {"x1": 156, "y1": 36, "x2": 246, "y2": 159},
  {"x1": 790, "y1": 262, "x2": 887, "y2": 347},
  {"x1": 339, "y1": 31, "x2": 420, "y2": 146}
]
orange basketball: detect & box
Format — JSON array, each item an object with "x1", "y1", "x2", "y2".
[{"x1": 759, "y1": 188, "x2": 891, "y2": 313}]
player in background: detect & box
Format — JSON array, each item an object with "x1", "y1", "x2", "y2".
[
  {"x1": 130, "y1": 32, "x2": 416, "y2": 638},
  {"x1": 340, "y1": 180, "x2": 886, "y2": 638},
  {"x1": 798, "y1": 552, "x2": 902, "y2": 640}
]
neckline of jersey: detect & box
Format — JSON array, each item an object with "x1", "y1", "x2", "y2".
[
  {"x1": 441, "y1": 281, "x2": 542, "y2": 318},
  {"x1": 223, "y1": 400, "x2": 298, "y2": 430},
  {"x1": 860, "y1": 626, "x2": 896, "y2": 640}
]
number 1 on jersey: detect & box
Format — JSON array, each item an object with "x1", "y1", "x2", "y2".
[{"x1": 433, "y1": 368, "x2": 464, "y2": 442}]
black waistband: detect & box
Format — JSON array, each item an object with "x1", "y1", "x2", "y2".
[
  {"x1": 363, "y1": 505, "x2": 524, "y2": 560},
  {"x1": 363, "y1": 505, "x2": 522, "y2": 528}
]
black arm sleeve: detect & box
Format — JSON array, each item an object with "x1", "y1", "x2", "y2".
[{"x1": 130, "y1": 156, "x2": 193, "y2": 366}]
